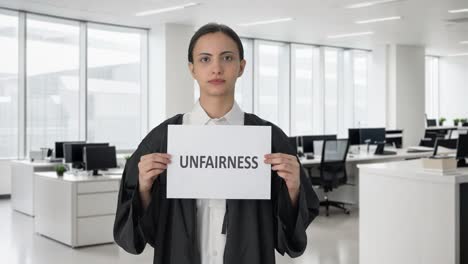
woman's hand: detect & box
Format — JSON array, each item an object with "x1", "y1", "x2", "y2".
[
  {"x1": 264, "y1": 153, "x2": 301, "y2": 207},
  {"x1": 138, "y1": 153, "x2": 171, "y2": 209}
]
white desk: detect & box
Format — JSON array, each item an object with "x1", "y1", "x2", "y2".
[
  {"x1": 10, "y1": 160, "x2": 58, "y2": 216},
  {"x1": 300, "y1": 147, "x2": 454, "y2": 205},
  {"x1": 358, "y1": 159, "x2": 468, "y2": 264},
  {"x1": 34, "y1": 172, "x2": 121, "y2": 247}
]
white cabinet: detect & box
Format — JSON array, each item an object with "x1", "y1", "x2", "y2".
[
  {"x1": 11, "y1": 160, "x2": 57, "y2": 216},
  {"x1": 34, "y1": 172, "x2": 121, "y2": 247}
]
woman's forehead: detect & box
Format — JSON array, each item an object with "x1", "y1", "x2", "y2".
[{"x1": 193, "y1": 32, "x2": 239, "y2": 54}]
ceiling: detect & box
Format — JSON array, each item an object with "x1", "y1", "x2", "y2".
[{"x1": 1, "y1": 0, "x2": 468, "y2": 56}]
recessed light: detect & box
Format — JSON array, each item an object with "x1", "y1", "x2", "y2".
[
  {"x1": 327, "y1": 31, "x2": 374, "y2": 39},
  {"x1": 355, "y1": 16, "x2": 402, "y2": 24},
  {"x1": 136, "y1": 2, "x2": 199, "y2": 16},
  {"x1": 238, "y1": 17, "x2": 294, "y2": 27},
  {"x1": 448, "y1": 8, "x2": 468, "y2": 14},
  {"x1": 460, "y1": 41, "x2": 468, "y2": 44},
  {"x1": 447, "y1": 53, "x2": 468, "y2": 57},
  {"x1": 346, "y1": 0, "x2": 403, "y2": 9}
]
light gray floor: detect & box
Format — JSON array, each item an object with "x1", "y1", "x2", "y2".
[{"x1": 0, "y1": 199, "x2": 358, "y2": 264}]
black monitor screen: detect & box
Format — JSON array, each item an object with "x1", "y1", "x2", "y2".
[
  {"x1": 348, "y1": 129, "x2": 361, "y2": 145},
  {"x1": 55, "y1": 141, "x2": 85, "y2": 158},
  {"x1": 457, "y1": 134, "x2": 468, "y2": 160},
  {"x1": 302, "y1": 135, "x2": 337, "y2": 153},
  {"x1": 64, "y1": 143, "x2": 109, "y2": 165},
  {"x1": 361, "y1": 128, "x2": 386, "y2": 144},
  {"x1": 84, "y1": 146, "x2": 117, "y2": 175}
]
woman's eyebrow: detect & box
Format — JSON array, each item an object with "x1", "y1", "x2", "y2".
[{"x1": 197, "y1": 51, "x2": 235, "y2": 56}]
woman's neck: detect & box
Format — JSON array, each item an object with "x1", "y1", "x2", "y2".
[{"x1": 199, "y1": 95, "x2": 234, "y2": 119}]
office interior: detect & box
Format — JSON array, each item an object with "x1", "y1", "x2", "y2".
[{"x1": 1, "y1": 0, "x2": 468, "y2": 263}]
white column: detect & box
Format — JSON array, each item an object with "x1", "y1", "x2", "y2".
[
  {"x1": 387, "y1": 44, "x2": 426, "y2": 147},
  {"x1": 148, "y1": 23, "x2": 194, "y2": 129}
]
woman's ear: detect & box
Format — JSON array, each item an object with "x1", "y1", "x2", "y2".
[
  {"x1": 238, "y1": 59, "x2": 246, "y2": 77},
  {"x1": 188, "y1": 62, "x2": 196, "y2": 78}
]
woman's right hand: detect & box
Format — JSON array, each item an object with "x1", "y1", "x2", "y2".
[{"x1": 138, "y1": 153, "x2": 171, "y2": 193}]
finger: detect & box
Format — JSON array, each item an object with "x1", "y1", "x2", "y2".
[
  {"x1": 264, "y1": 157, "x2": 295, "y2": 165},
  {"x1": 142, "y1": 169, "x2": 165, "y2": 180},
  {"x1": 142, "y1": 162, "x2": 167, "y2": 172},
  {"x1": 272, "y1": 163, "x2": 291, "y2": 172},
  {"x1": 276, "y1": 171, "x2": 291, "y2": 179},
  {"x1": 141, "y1": 153, "x2": 172, "y2": 161},
  {"x1": 264, "y1": 153, "x2": 296, "y2": 162}
]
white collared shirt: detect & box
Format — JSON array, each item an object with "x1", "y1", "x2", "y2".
[{"x1": 182, "y1": 100, "x2": 244, "y2": 264}]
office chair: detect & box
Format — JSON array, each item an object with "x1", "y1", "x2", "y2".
[
  {"x1": 426, "y1": 119, "x2": 437, "y2": 127},
  {"x1": 433, "y1": 138, "x2": 458, "y2": 156},
  {"x1": 419, "y1": 131, "x2": 445, "y2": 148},
  {"x1": 309, "y1": 139, "x2": 350, "y2": 216}
]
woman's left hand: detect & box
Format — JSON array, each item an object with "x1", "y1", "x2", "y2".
[{"x1": 264, "y1": 153, "x2": 300, "y2": 207}]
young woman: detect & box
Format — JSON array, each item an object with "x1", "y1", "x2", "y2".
[{"x1": 114, "y1": 23, "x2": 319, "y2": 264}]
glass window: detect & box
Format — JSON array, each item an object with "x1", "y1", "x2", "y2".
[
  {"x1": 0, "y1": 11, "x2": 18, "y2": 158},
  {"x1": 324, "y1": 48, "x2": 339, "y2": 134},
  {"x1": 255, "y1": 41, "x2": 290, "y2": 133},
  {"x1": 291, "y1": 44, "x2": 317, "y2": 136},
  {"x1": 87, "y1": 24, "x2": 146, "y2": 150},
  {"x1": 353, "y1": 50, "x2": 370, "y2": 127},
  {"x1": 425, "y1": 56, "x2": 439, "y2": 119},
  {"x1": 26, "y1": 15, "x2": 80, "y2": 152}
]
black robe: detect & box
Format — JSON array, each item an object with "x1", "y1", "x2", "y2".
[{"x1": 113, "y1": 112, "x2": 320, "y2": 264}]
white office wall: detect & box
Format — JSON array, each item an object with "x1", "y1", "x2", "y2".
[
  {"x1": 387, "y1": 45, "x2": 426, "y2": 147},
  {"x1": 148, "y1": 23, "x2": 194, "y2": 129},
  {"x1": 0, "y1": 160, "x2": 11, "y2": 195},
  {"x1": 439, "y1": 56, "x2": 468, "y2": 122}
]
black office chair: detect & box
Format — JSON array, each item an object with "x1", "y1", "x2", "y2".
[
  {"x1": 433, "y1": 138, "x2": 458, "y2": 156},
  {"x1": 419, "y1": 131, "x2": 445, "y2": 147},
  {"x1": 309, "y1": 139, "x2": 350, "y2": 216}
]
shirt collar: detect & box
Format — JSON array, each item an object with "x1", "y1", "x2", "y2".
[{"x1": 189, "y1": 100, "x2": 244, "y2": 125}]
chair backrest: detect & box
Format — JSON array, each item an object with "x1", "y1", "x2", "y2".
[
  {"x1": 319, "y1": 139, "x2": 350, "y2": 191},
  {"x1": 433, "y1": 138, "x2": 458, "y2": 156}
]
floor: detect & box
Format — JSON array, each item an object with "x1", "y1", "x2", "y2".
[{"x1": 0, "y1": 199, "x2": 358, "y2": 264}]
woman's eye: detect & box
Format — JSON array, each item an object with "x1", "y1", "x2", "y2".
[
  {"x1": 224, "y1": 55, "x2": 233, "y2": 61},
  {"x1": 200, "y1": 57, "x2": 210, "y2": 63}
]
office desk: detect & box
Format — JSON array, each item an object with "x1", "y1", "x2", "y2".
[
  {"x1": 300, "y1": 147, "x2": 437, "y2": 166},
  {"x1": 300, "y1": 147, "x2": 454, "y2": 205},
  {"x1": 34, "y1": 172, "x2": 121, "y2": 248},
  {"x1": 358, "y1": 159, "x2": 468, "y2": 264},
  {"x1": 10, "y1": 160, "x2": 58, "y2": 216}
]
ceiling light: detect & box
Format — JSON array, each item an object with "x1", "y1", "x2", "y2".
[
  {"x1": 448, "y1": 8, "x2": 468, "y2": 14},
  {"x1": 136, "y1": 2, "x2": 199, "y2": 16},
  {"x1": 355, "y1": 16, "x2": 402, "y2": 24},
  {"x1": 346, "y1": 0, "x2": 403, "y2": 9},
  {"x1": 327, "y1": 31, "x2": 374, "y2": 39},
  {"x1": 447, "y1": 53, "x2": 468, "y2": 57},
  {"x1": 238, "y1": 17, "x2": 294, "y2": 27},
  {"x1": 460, "y1": 41, "x2": 468, "y2": 44}
]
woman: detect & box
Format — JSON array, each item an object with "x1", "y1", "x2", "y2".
[{"x1": 114, "y1": 23, "x2": 319, "y2": 264}]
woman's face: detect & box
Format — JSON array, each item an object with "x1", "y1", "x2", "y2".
[{"x1": 189, "y1": 32, "x2": 246, "y2": 99}]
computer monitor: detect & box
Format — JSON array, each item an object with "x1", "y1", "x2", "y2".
[
  {"x1": 426, "y1": 119, "x2": 437, "y2": 127},
  {"x1": 360, "y1": 128, "x2": 386, "y2": 144},
  {"x1": 348, "y1": 129, "x2": 362, "y2": 145},
  {"x1": 302, "y1": 135, "x2": 337, "y2": 153},
  {"x1": 456, "y1": 134, "x2": 468, "y2": 167},
  {"x1": 55, "y1": 141, "x2": 85, "y2": 158},
  {"x1": 64, "y1": 143, "x2": 109, "y2": 168},
  {"x1": 84, "y1": 146, "x2": 117, "y2": 175}
]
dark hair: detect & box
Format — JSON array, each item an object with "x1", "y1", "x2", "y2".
[{"x1": 188, "y1": 23, "x2": 244, "y2": 63}]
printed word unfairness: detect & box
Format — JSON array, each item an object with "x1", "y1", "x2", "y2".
[{"x1": 180, "y1": 155, "x2": 259, "y2": 169}]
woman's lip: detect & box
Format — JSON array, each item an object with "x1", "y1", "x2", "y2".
[{"x1": 208, "y1": 79, "x2": 226, "y2": 84}]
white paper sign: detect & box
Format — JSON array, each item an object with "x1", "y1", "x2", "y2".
[{"x1": 167, "y1": 125, "x2": 271, "y2": 199}]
